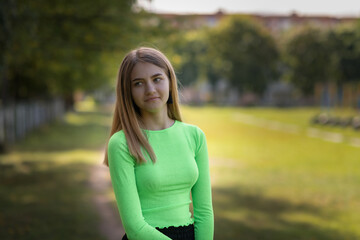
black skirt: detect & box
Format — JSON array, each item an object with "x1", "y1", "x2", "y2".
[{"x1": 121, "y1": 224, "x2": 195, "y2": 240}]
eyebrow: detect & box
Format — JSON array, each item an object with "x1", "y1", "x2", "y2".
[{"x1": 132, "y1": 73, "x2": 163, "y2": 82}]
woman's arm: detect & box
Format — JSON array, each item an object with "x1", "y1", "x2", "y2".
[
  {"x1": 191, "y1": 128, "x2": 214, "y2": 240},
  {"x1": 108, "y1": 134, "x2": 171, "y2": 240}
]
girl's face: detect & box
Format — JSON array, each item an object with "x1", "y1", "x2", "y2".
[{"x1": 130, "y1": 62, "x2": 170, "y2": 116}]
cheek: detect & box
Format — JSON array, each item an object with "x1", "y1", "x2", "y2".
[
  {"x1": 131, "y1": 87, "x2": 142, "y2": 103},
  {"x1": 159, "y1": 83, "x2": 169, "y2": 98}
]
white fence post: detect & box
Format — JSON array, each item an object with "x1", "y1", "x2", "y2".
[
  {"x1": 0, "y1": 108, "x2": 4, "y2": 144},
  {"x1": 0, "y1": 99, "x2": 65, "y2": 147}
]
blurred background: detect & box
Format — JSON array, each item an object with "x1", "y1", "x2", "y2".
[{"x1": 1, "y1": 0, "x2": 360, "y2": 239}]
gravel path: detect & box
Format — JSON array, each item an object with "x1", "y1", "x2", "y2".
[{"x1": 89, "y1": 160, "x2": 125, "y2": 240}]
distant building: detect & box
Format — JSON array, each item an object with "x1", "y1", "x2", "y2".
[
  {"x1": 157, "y1": 10, "x2": 358, "y2": 33},
  {"x1": 253, "y1": 12, "x2": 357, "y2": 34},
  {"x1": 158, "y1": 10, "x2": 225, "y2": 29}
]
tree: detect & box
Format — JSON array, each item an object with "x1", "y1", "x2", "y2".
[
  {"x1": 0, "y1": 0, "x2": 136, "y2": 108},
  {"x1": 208, "y1": 15, "x2": 279, "y2": 94},
  {"x1": 284, "y1": 25, "x2": 332, "y2": 96},
  {"x1": 327, "y1": 22, "x2": 360, "y2": 85},
  {"x1": 173, "y1": 30, "x2": 210, "y2": 86}
]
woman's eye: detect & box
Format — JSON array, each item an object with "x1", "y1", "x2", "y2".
[
  {"x1": 154, "y1": 77, "x2": 161, "y2": 82},
  {"x1": 134, "y1": 82, "x2": 142, "y2": 86}
]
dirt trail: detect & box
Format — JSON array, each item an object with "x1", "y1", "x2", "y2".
[{"x1": 89, "y1": 160, "x2": 125, "y2": 240}]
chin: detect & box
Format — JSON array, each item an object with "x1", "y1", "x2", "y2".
[{"x1": 143, "y1": 106, "x2": 167, "y2": 114}]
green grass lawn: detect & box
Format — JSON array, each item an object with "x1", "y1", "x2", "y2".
[
  {"x1": 181, "y1": 106, "x2": 360, "y2": 240},
  {"x1": 1, "y1": 102, "x2": 359, "y2": 240},
  {"x1": 235, "y1": 107, "x2": 360, "y2": 139},
  {"x1": 0, "y1": 102, "x2": 112, "y2": 240}
]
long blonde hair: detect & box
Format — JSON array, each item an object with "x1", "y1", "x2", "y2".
[{"x1": 103, "y1": 47, "x2": 182, "y2": 166}]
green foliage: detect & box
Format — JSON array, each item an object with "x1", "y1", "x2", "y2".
[
  {"x1": 122, "y1": 11, "x2": 186, "y2": 79},
  {"x1": 128, "y1": 13, "x2": 215, "y2": 87},
  {"x1": 284, "y1": 26, "x2": 332, "y2": 96},
  {"x1": 0, "y1": 0, "x2": 136, "y2": 100},
  {"x1": 327, "y1": 21, "x2": 360, "y2": 84},
  {"x1": 174, "y1": 30, "x2": 211, "y2": 86},
  {"x1": 283, "y1": 22, "x2": 360, "y2": 96},
  {"x1": 208, "y1": 15, "x2": 280, "y2": 94}
]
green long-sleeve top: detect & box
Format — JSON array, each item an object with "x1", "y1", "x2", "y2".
[{"x1": 107, "y1": 120, "x2": 214, "y2": 240}]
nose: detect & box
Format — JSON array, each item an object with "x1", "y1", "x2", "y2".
[{"x1": 145, "y1": 82, "x2": 156, "y2": 95}]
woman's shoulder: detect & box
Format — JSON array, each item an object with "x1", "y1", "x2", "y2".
[
  {"x1": 108, "y1": 130, "x2": 127, "y2": 149},
  {"x1": 109, "y1": 129, "x2": 125, "y2": 140},
  {"x1": 178, "y1": 121, "x2": 205, "y2": 136}
]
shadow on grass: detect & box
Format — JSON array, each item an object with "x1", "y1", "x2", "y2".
[
  {"x1": 0, "y1": 109, "x2": 111, "y2": 239},
  {"x1": 11, "y1": 110, "x2": 112, "y2": 152},
  {"x1": 0, "y1": 160, "x2": 106, "y2": 240},
  {"x1": 213, "y1": 186, "x2": 356, "y2": 240}
]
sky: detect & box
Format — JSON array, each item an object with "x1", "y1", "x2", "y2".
[{"x1": 137, "y1": 0, "x2": 360, "y2": 17}]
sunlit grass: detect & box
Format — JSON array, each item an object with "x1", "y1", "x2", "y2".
[
  {"x1": 181, "y1": 105, "x2": 360, "y2": 240},
  {"x1": 235, "y1": 106, "x2": 360, "y2": 138}
]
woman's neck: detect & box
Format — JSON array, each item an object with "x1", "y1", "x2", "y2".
[{"x1": 140, "y1": 109, "x2": 174, "y2": 131}]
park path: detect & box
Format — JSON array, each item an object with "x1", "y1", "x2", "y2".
[{"x1": 89, "y1": 152, "x2": 125, "y2": 240}]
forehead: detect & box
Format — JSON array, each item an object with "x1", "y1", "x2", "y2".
[{"x1": 131, "y1": 62, "x2": 166, "y2": 80}]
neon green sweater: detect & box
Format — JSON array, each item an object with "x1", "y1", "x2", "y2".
[{"x1": 107, "y1": 120, "x2": 214, "y2": 240}]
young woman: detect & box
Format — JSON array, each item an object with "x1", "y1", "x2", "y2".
[{"x1": 104, "y1": 47, "x2": 214, "y2": 240}]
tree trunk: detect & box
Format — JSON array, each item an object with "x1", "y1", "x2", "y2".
[{"x1": 64, "y1": 93, "x2": 75, "y2": 112}]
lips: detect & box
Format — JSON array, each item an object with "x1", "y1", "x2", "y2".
[{"x1": 145, "y1": 97, "x2": 160, "y2": 102}]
